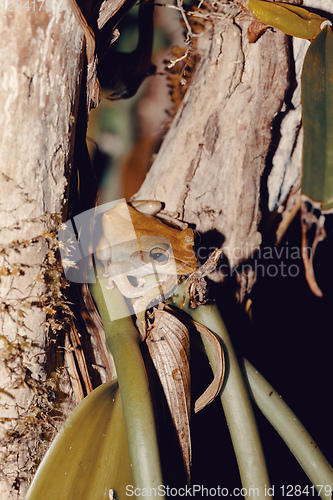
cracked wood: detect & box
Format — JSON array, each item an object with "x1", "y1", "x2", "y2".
[{"x1": 134, "y1": 14, "x2": 290, "y2": 297}]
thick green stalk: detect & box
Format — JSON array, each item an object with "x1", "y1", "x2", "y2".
[
  {"x1": 91, "y1": 274, "x2": 164, "y2": 498},
  {"x1": 244, "y1": 359, "x2": 333, "y2": 500},
  {"x1": 171, "y1": 284, "x2": 271, "y2": 500}
]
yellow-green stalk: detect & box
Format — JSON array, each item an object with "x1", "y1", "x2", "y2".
[
  {"x1": 171, "y1": 284, "x2": 271, "y2": 500},
  {"x1": 244, "y1": 360, "x2": 333, "y2": 500},
  {"x1": 91, "y1": 272, "x2": 164, "y2": 498}
]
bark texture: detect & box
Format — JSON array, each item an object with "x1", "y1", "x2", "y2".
[
  {"x1": 134, "y1": 0, "x2": 332, "y2": 298},
  {"x1": 1, "y1": 0, "x2": 332, "y2": 497},
  {"x1": 134, "y1": 11, "x2": 290, "y2": 296},
  {"x1": 0, "y1": 3, "x2": 84, "y2": 497}
]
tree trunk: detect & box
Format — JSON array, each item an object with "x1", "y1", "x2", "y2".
[
  {"x1": 134, "y1": 0, "x2": 332, "y2": 299},
  {"x1": 134, "y1": 11, "x2": 288, "y2": 298},
  {"x1": 0, "y1": 3, "x2": 84, "y2": 497}
]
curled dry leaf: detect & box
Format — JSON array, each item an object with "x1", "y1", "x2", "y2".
[
  {"x1": 146, "y1": 305, "x2": 225, "y2": 478},
  {"x1": 191, "y1": 320, "x2": 225, "y2": 413},
  {"x1": 146, "y1": 307, "x2": 191, "y2": 479}
]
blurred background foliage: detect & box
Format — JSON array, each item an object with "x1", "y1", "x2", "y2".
[{"x1": 87, "y1": 1, "x2": 187, "y2": 202}]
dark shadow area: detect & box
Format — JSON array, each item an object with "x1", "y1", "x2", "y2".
[{"x1": 186, "y1": 213, "x2": 333, "y2": 496}]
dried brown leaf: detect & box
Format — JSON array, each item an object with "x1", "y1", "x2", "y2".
[
  {"x1": 145, "y1": 296, "x2": 225, "y2": 479},
  {"x1": 191, "y1": 321, "x2": 225, "y2": 413},
  {"x1": 146, "y1": 308, "x2": 191, "y2": 479}
]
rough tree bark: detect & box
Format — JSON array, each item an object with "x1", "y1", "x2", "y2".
[
  {"x1": 134, "y1": 0, "x2": 332, "y2": 299},
  {"x1": 134, "y1": 6, "x2": 289, "y2": 298},
  {"x1": 0, "y1": 2, "x2": 85, "y2": 498}
]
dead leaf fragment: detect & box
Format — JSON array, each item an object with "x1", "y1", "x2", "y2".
[
  {"x1": 146, "y1": 308, "x2": 191, "y2": 479},
  {"x1": 182, "y1": 247, "x2": 223, "y2": 308},
  {"x1": 97, "y1": 0, "x2": 127, "y2": 29},
  {"x1": 191, "y1": 321, "x2": 225, "y2": 413},
  {"x1": 67, "y1": 0, "x2": 101, "y2": 111},
  {"x1": 146, "y1": 305, "x2": 225, "y2": 479}
]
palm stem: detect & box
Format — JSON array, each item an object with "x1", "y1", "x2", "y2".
[
  {"x1": 244, "y1": 359, "x2": 333, "y2": 500},
  {"x1": 171, "y1": 284, "x2": 272, "y2": 500},
  {"x1": 91, "y1": 271, "x2": 164, "y2": 498}
]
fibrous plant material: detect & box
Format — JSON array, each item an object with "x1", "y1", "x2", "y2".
[{"x1": 147, "y1": 301, "x2": 224, "y2": 479}]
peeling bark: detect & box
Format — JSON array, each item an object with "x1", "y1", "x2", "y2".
[
  {"x1": 135, "y1": 13, "x2": 289, "y2": 297},
  {"x1": 134, "y1": 1, "x2": 332, "y2": 299}
]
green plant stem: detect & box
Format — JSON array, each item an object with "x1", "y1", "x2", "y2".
[
  {"x1": 244, "y1": 359, "x2": 333, "y2": 500},
  {"x1": 171, "y1": 284, "x2": 271, "y2": 500},
  {"x1": 91, "y1": 273, "x2": 164, "y2": 499}
]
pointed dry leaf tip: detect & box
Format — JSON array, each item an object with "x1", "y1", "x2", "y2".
[
  {"x1": 192, "y1": 321, "x2": 225, "y2": 413},
  {"x1": 300, "y1": 197, "x2": 326, "y2": 298},
  {"x1": 146, "y1": 308, "x2": 192, "y2": 479}
]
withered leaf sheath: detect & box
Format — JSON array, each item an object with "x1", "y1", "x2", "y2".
[
  {"x1": 147, "y1": 308, "x2": 192, "y2": 479},
  {"x1": 146, "y1": 307, "x2": 225, "y2": 479},
  {"x1": 191, "y1": 320, "x2": 225, "y2": 413},
  {"x1": 301, "y1": 26, "x2": 333, "y2": 296}
]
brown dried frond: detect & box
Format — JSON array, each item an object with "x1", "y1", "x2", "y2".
[{"x1": 146, "y1": 303, "x2": 225, "y2": 480}]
